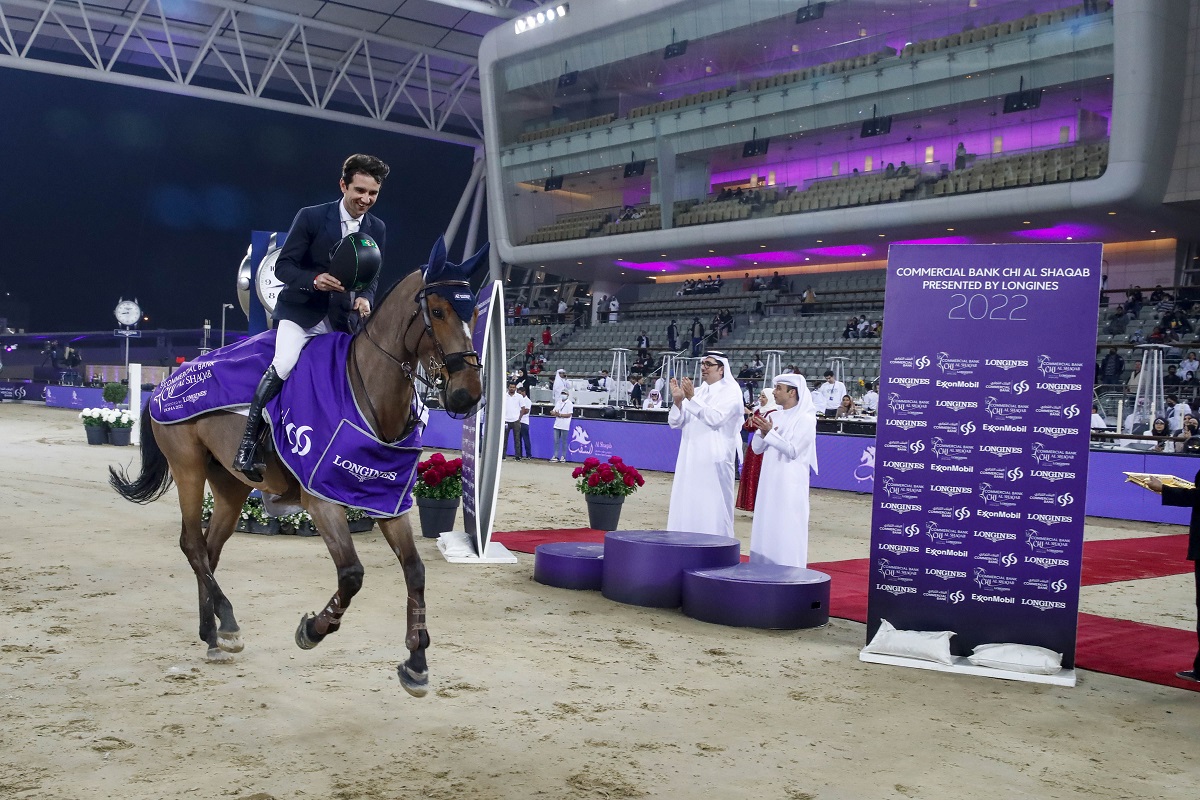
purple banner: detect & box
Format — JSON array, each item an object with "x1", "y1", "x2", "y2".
[
  {"x1": 868, "y1": 243, "x2": 1101, "y2": 669},
  {"x1": 0, "y1": 382, "x2": 50, "y2": 402},
  {"x1": 45, "y1": 385, "x2": 107, "y2": 409}
]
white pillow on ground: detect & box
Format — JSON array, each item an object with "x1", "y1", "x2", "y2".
[
  {"x1": 967, "y1": 643, "x2": 1063, "y2": 675},
  {"x1": 862, "y1": 619, "x2": 955, "y2": 665}
]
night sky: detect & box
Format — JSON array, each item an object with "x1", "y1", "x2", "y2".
[{"x1": 0, "y1": 69, "x2": 479, "y2": 332}]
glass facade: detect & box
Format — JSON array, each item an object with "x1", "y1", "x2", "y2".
[{"x1": 490, "y1": 0, "x2": 1114, "y2": 247}]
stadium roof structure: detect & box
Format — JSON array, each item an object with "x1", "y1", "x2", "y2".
[{"x1": 0, "y1": 0, "x2": 538, "y2": 147}]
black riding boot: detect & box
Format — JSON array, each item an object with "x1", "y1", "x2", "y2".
[{"x1": 233, "y1": 366, "x2": 284, "y2": 482}]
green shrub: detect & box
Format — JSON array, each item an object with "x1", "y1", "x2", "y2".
[{"x1": 102, "y1": 382, "x2": 128, "y2": 405}]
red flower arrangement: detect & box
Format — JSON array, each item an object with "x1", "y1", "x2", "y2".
[
  {"x1": 413, "y1": 452, "x2": 464, "y2": 500},
  {"x1": 572, "y1": 455, "x2": 645, "y2": 497}
]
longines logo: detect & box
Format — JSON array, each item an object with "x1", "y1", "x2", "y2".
[
  {"x1": 882, "y1": 460, "x2": 924, "y2": 473},
  {"x1": 1032, "y1": 424, "x2": 1079, "y2": 438},
  {"x1": 1037, "y1": 382, "x2": 1083, "y2": 395},
  {"x1": 876, "y1": 583, "x2": 917, "y2": 596},
  {"x1": 1025, "y1": 556, "x2": 1071, "y2": 569},
  {"x1": 1031, "y1": 469, "x2": 1075, "y2": 482},
  {"x1": 985, "y1": 358, "x2": 1029, "y2": 370},
  {"x1": 979, "y1": 445, "x2": 1022, "y2": 457},
  {"x1": 879, "y1": 543, "x2": 920, "y2": 555},
  {"x1": 927, "y1": 568, "x2": 968, "y2": 580},
  {"x1": 930, "y1": 484, "x2": 971, "y2": 497},
  {"x1": 975, "y1": 530, "x2": 1017, "y2": 542},
  {"x1": 1022, "y1": 598, "x2": 1067, "y2": 611},
  {"x1": 1027, "y1": 513, "x2": 1073, "y2": 525},
  {"x1": 890, "y1": 377, "x2": 931, "y2": 389},
  {"x1": 886, "y1": 419, "x2": 927, "y2": 430},
  {"x1": 936, "y1": 399, "x2": 978, "y2": 412},
  {"x1": 331, "y1": 454, "x2": 398, "y2": 483},
  {"x1": 879, "y1": 502, "x2": 922, "y2": 514}
]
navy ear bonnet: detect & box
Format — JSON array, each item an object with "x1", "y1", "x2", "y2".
[{"x1": 421, "y1": 237, "x2": 489, "y2": 322}]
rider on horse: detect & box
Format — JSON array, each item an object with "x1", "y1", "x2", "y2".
[{"x1": 235, "y1": 153, "x2": 390, "y2": 481}]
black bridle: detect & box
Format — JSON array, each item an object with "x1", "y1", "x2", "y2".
[{"x1": 351, "y1": 277, "x2": 482, "y2": 436}]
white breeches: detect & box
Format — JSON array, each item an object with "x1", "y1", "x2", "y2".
[{"x1": 272, "y1": 318, "x2": 330, "y2": 379}]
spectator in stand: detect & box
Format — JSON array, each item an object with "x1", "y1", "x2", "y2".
[
  {"x1": 1167, "y1": 311, "x2": 1192, "y2": 341},
  {"x1": 752, "y1": 275, "x2": 768, "y2": 290},
  {"x1": 955, "y1": 142, "x2": 968, "y2": 170},
  {"x1": 516, "y1": 367, "x2": 537, "y2": 394},
  {"x1": 1169, "y1": 394, "x2": 1194, "y2": 434},
  {"x1": 885, "y1": 162, "x2": 896, "y2": 178},
  {"x1": 636, "y1": 330, "x2": 650, "y2": 360},
  {"x1": 1178, "y1": 415, "x2": 1200, "y2": 453},
  {"x1": 1166, "y1": 365, "x2": 1184, "y2": 386},
  {"x1": 1105, "y1": 304, "x2": 1129, "y2": 335},
  {"x1": 713, "y1": 274, "x2": 724, "y2": 290},
  {"x1": 1126, "y1": 286, "x2": 1144, "y2": 318},
  {"x1": 542, "y1": 326, "x2": 552, "y2": 347},
  {"x1": 609, "y1": 295, "x2": 620, "y2": 323},
  {"x1": 1181, "y1": 352, "x2": 1200, "y2": 382},
  {"x1": 1149, "y1": 326, "x2": 1168, "y2": 344},
  {"x1": 643, "y1": 388, "x2": 662, "y2": 409},
  {"x1": 866, "y1": 320, "x2": 883, "y2": 338},
  {"x1": 750, "y1": 353, "x2": 764, "y2": 376},
  {"x1": 596, "y1": 295, "x2": 607, "y2": 323},
  {"x1": 521, "y1": 304, "x2": 530, "y2": 325},
  {"x1": 557, "y1": 298, "x2": 568, "y2": 324},
  {"x1": 856, "y1": 316, "x2": 870, "y2": 337},
  {"x1": 667, "y1": 319, "x2": 679, "y2": 352},
  {"x1": 861, "y1": 381, "x2": 879, "y2": 414},
  {"x1": 1151, "y1": 417, "x2": 1173, "y2": 452},
  {"x1": 573, "y1": 298, "x2": 586, "y2": 329},
  {"x1": 742, "y1": 272, "x2": 755, "y2": 291},
  {"x1": 812, "y1": 370, "x2": 846, "y2": 415},
  {"x1": 1099, "y1": 347, "x2": 1124, "y2": 387},
  {"x1": 525, "y1": 337, "x2": 535, "y2": 367},
  {"x1": 1091, "y1": 402, "x2": 1109, "y2": 430},
  {"x1": 1127, "y1": 361, "x2": 1142, "y2": 391},
  {"x1": 842, "y1": 316, "x2": 860, "y2": 340},
  {"x1": 801, "y1": 285, "x2": 817, "y2": 315},
  {"x1": 896, "y1": 161, "x2": 911, "y2": 176},
  {"x1": 630, "y1": 378, "x2": 644, "y2": 408},
  {"x1": 835, "y1": 394, "x2": 855, "y2": 418},
  {"x1": 769, "y1": 272, "x2": 784, "y2": 291},
  {"x1": 690, "y1": 317, "x2": 705, "y2": 357}
]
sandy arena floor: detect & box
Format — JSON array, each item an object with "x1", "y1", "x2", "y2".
[{"x1": 1, "y1": 403, "x2": 1198, "y2": 799}]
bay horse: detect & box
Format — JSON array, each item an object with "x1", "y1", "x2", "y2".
[{"x1": 109, "y1": 239, "x2": 485, "y2": 696}]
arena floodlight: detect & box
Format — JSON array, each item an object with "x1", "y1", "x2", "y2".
[
  {"x1": 796, "y1": 2, "x2": 826, "y2": 24},
  {"x1": 515, "y1": 3, "x2": 569, "y2": 34}
]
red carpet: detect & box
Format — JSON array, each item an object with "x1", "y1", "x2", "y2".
[{"x1": 497, "y1": 528, "x2": 1199, "y2": 691}]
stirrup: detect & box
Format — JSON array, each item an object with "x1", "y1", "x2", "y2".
[{"x1": 233, "y1": 434, "x2": 265, "y2": 482}]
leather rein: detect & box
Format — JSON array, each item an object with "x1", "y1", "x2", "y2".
[{"x1": 350, "y1": 278, "x2": 481, "y2": 440}]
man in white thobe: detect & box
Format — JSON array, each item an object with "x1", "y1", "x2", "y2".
[
  {"x1": 748, "y1": 373, "x2": 819, "y2": 567},
  {"x1": 667, "y1": 351, "x2": 744, "y2": 537}
]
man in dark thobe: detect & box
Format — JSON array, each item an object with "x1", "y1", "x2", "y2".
[{"x1": 1149, "y1": 474, "x2": 1200, "y2": 682}]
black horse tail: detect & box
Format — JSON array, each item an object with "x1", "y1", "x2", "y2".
[{"x1": 109, "y1": 410, "x2": 173, "y2": 504}]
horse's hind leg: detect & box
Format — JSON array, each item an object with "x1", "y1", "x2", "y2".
[
  {"x1": 204, "y1": 462, "x2": 252, "y2": 655},
  {"x1": 170, "y1": 449, "x2": 235, "y2": 663},
  {"x1": 378, "y1": 514, "x2": 429, "y2": 697}
]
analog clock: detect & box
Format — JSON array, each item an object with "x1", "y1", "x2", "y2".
[
  {"x1": 114, "y1": 299, "x2": 141, "y2": 326},
  {"x1": 255, "y1": 246, "x2": 286, "y2": 324}
]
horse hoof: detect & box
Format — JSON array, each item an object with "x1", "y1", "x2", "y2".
[
  {"x1": 206, "y1": 647, "x2": 235, "y2": 663},
  {"x1": 397, "y1": 663, "x2": 429, "y2": 697},
  {"x1": 295, "y1": 613, "x2": 321, "y2": 650},
  {"x1": 217, "y1": 630, "x2": 244, "y2": 653}
]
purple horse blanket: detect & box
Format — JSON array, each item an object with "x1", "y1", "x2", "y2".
[{"x1": 150, "y1": 331, "x2": 423, "y2": 518}]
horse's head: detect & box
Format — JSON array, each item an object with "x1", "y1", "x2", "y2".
[{"x1": 415, "y1": 237, "x2": 487, "y2": 415}]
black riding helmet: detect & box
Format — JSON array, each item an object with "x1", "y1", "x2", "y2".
[{"x1": 327, "y1": 231, "x2": 382, "y2": 293}]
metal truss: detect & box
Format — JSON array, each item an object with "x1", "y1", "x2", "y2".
[{"x1": 0, "y1": 0, "x2": 510, "y2": 147}]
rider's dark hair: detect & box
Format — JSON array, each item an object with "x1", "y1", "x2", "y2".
[{"x1": 342, "y1": 153, "x2": 390, "y2": 185}]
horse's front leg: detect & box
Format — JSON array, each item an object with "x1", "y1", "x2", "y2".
[
  {"x1": 295, "y1": 496, "x2": 363, "y2": 650},
  {"x1": 378, "y1": 514, "x2": 429, "y2": 697}
]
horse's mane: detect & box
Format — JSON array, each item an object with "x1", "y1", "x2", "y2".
[{"x1": 372, "y1": 268, "x2": 421, "y2": 311}]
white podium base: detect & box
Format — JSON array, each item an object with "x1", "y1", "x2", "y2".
[
  {"x1": 436, "y1": 531, "x2": 518, "y2": 564},
  {"x1": 859, "y1": 651, "x2": 1077, "y2": 687}
]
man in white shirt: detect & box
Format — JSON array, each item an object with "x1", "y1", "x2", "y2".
[
  {"x1": 1168, "y1": 394, "x2": 1193, "y2": 434},
  {"x1": 502, "y1": 383, "x2": 524, "y2": 460},
  {"x1": 516, "y1": 387, "x2": 534, "y2": 459},
  {"x1": 667, "y1": 351, "x2": 745, "y2": 538},
  {"x1": 811, "y1": 371, "x2": 846, "y2": 415},
  {"x1": 557, "y1": 298, "x2": 568, "y2": 323},
  {"x1": 550, "y1": 389, "x2": 574, "y2": 462},
  {"x1": 860, "y1": 380, "x2": 879, "y2": 414},
  {"x1": 609, "y1": 296, "x2": 620, "y2": 322},
  {"x1": 1181, "y1": 351, "x2": 1200, "y2": 382}
]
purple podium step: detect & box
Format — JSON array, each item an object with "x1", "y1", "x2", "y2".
[
  {"x1": 602, "y1": 530, "x2": 742, "y2": 608},
  {"x1": 682, "y1": 563, "x2": 831, "y2": 629},
  {"x1": 533, "y1": 542, "x2": 605, "y2": 590}
]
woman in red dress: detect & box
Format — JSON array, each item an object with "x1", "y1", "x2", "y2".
[{"x1": 736, "y1": 389, "x2": 777, "y2": 511}]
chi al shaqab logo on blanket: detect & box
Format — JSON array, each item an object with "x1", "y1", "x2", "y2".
[{"x1": 285, "y1": 422, "x2": 313, "y2": 456}]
